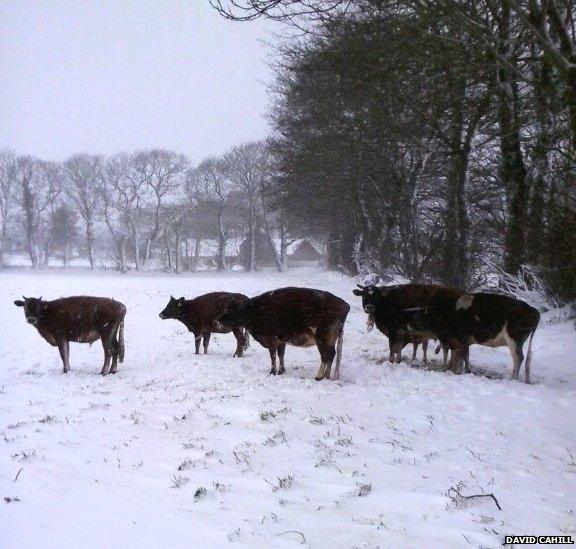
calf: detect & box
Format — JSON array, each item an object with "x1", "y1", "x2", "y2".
[
  {"x1": 410, "y1": 292, "x2": 540, "y2": 383},
  {"x1": 354, "y1": 284, "x2": 463, "y2": 363},
  {"x1": 14, "y1": 296, "x2": 126, "y2": 375},
  {"x1": 215, "y1": 287, "x2": 350, "y2": 380},
  {"x1": 367, "y1": 312, "x2": 430, "y2": 362},
  {"x1": 159, "y1": 292, "x2": 250, "y2": 357}
]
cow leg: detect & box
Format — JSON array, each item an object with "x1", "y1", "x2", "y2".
[
  {"x1": 232, "y1": 327, "x2": 245, "y2": 357},
  {"x1": 268, "y1": 345, "x2": 278, "y2": 375},
  {"x1": 449, "y1": 346, "x2": 466, "y2": 374},
  {"x1": 422, "y1": 340, "x2": 429, "y2": 364},
  {"x1": 392, "y1": 341, "x2": 404, "y2": 363},
  {"x1": 508, "y1": 338, "x2": 523, "y2": 381},
  {"x1": 277, "y1": 343, "x2": 286, "y2": 375},
  {"x1": 58, "y1": 340, "x2": 70, "y2": 374},
  {"x1": 202, "y1": 331, "x2": 211, "y2": 354},
  {"x1": 442, "y1": 345, "x2": 449, "y2": 367},
  {"x1": 411, "y1": 343, "x2": 418, "y2": 361},
  {"x1": 463, "y1": 347, "x2": 471, "y2": 373},
  {"x1": 194, "y1": 332, "x2": 201, "y2": 355},
  {"x1": 315, "y1": 327, "x2": 338, "y2": 381},
  {"x1": 110, "y1": 323, "x2": 120, "y2": 374},
  {"x1": 100, "y1": 334, "x2": 113, "y2": 376}
]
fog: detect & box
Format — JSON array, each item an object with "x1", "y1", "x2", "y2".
[{"x1": 1, "y1": 0, "x2": 272, "y2": 162}]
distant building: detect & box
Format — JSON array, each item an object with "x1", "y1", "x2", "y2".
[{"x1": 286, "y1": 239, "x2": 324, "y2": 267}]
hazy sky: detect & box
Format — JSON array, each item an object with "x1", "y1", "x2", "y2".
[{"x1": 1, "y1": 1, "x2": 274, "y2": 163}]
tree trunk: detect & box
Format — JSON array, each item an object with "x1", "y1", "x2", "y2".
[
  {"x1": 164, "y1": 231, "x2": 173, "y2": 272},
  {"x1": 280, "y1": 217, "x2": 289, "y2": 270},
  {"x1": 43, "y1": 236, "x2": 52, "y2": 268},
  {"x1": 64, "y1": 242, "x2": 70, "y2": 268},
  {"x1": 497, "y1": 2, "x2": 528, "y2": 275},
  {"x1": 0, "y1": 221, "x2": 7, "y2": 266},
  {"x1": 248, "y1": 210, "x2": 256, "y2": 272},
  {"x1": 86, "y1": 220, "x2": 95, "y2": 269},
  {"x1": 174, "y1": 230, "x2": 181, "y2": 274},
  {"x1": 131, "y1": 220, "x2": 141, "y2": 271},
  {"x1": 193, "y1": 236, "x2": 202, "y2": 272},
  {"x1": 216, "y1": 211, "x2": 228, "y2": 272}
]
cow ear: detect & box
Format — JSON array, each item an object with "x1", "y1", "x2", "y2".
[
  {"x1": 352, "y1": 289, "x2": 363, "y2": 296},
  {"x1": 14, "y1": 300, "x2": 24, "y2": 307},
  {"x1": 178, "y1": 297, "x2": 185, "y2": 304}
]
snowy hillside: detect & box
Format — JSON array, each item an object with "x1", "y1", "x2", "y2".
[{"x1": 1, "y1": 269, "x2": 574, "y2": 548}]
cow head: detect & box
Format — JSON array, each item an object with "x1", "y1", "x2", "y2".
[
  {"x1": 215, "y1": 301, "x2": 249, "y2": 330},
  {"x1": 159, "y1": 296, "x2": 185, "y2": 320},
  {"x1": 352, "y1": 284, "x2": 391, "y2": 314},
  {"x1": 14, "y1": 296, "x2": 45, "y2": 326}
]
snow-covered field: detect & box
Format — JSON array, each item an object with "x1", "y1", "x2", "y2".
[{"x1": 1, "y1": 268, "x2": 575, "y2": 548}]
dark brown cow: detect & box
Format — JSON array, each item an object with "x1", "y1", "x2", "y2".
[
  {"x1": 366, "y1": 312, "x2": 432, "y2": 362},
  {"x1": 353, "y1": 284, "x2": 464, "y2": 363},
  {"x1": 14, "y1": 296, "x2": 126, "y2": 375},
  {"x1": 410, "y1": 292, "x2": 540, "y2": 383},
  {"x1": 215, "y1": 287, "x2": 350, "y2": 380},
  {"x1": 159, "y1": 292, "x2": 250, "y2": 357}
]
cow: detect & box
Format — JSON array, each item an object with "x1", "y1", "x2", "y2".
[
  {"x1": 215, "y1": 287, "x2": 350, "y2": 381},
  {"x1": 366, "y1": 312, "x2": 431, "y2": 362},
  {"x1": 409, "y1": 292, "x2": 540, "y2": 383},
  {"x1": 14, "y1": 296, "x2": 126, "y2": 375},
  {"x1": 159, "y1": 292, "x2": 250, "y2": 357},
  {"x1": 353, "y1": 283, "x2": 464, "y2": 364}
]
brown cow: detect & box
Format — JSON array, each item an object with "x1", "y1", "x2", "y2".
[
  {"x1": 215, "y1": 287, "x2": 350, "y2": 380},
  {"x1": 14, "y1": 296, "x2": 126, "y2": 375},
  {"x1": 353, "y1": 284, "x2": 464, "y2": 364},
  {"x1": 366, "y1": 312, "x2": 431, "y2": 362},
  {"x1": 409, "y1": 292, "x2": 540, "y2": 383},
  {"x1": 159, "y1": 292, "x2": 250, "y2": 357}
]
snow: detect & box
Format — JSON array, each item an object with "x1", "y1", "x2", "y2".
[{"x1": 1, "y1": 268, "x2": 575, "y2": 548}]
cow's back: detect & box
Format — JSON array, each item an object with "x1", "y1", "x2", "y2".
[
  {"x1": 183, "y1": 292, "x2": 249, "y2": 333},
  {"x1": 40, "y1": 296, "x2": 126, "y2": 343},
  {"x1": 248, "y1": 287, "x2": 349, "y2": 336}
]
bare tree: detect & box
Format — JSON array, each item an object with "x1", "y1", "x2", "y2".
[
  {"x1": 223, "y1": 141, "x2": 281, "y2": 271},
  {"x1": 130, "y1": 149, "x2": 188, "y2": 268},
  {"x1": 64, "y1": 154, "x2": 103, "y2": 269},
  {"x1": 0, "y1": 149, "x2": 16, "y2": 266},
  {"x1": 186, "y1": 157, "x2": 238, "y2": 271},
  {"x1": 15, "y1": 157, "x2": 60, "y2": 268}
]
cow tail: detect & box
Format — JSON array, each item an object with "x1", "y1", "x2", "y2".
[
  {"x1": 334, "y1": 321, "x2": 345, "y2": 381},
  {"x1": 243, "y1": 328, "x2": 250, "y2": 351},
  {"x1": 118, "y1": 321, "x2": 125, "y2": 363}
]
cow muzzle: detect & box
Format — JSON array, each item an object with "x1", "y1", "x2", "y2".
[
  {"x1": 364, "y1": 304, "x2": 375, "y2": 314},
  {"x1": 26, "y1": 316, "x2": 38, "y2": 325},
  {"x1": 159, "y1": 313, "x2": 165, "y2": 319}
]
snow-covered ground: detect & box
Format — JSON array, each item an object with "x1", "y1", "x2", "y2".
[{"x1": 1, "y1": 268, "x2": 575, "y2": 548}]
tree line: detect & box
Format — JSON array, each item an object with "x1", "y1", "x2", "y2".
[
  {"x1": 214, "y1": 0, "x2": 575, "y2": 303},
  {"x1": 0, "y1": 142, "x2": 292, "y2": 273}
]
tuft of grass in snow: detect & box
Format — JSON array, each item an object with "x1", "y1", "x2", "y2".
[
  {"x1": 194, "y1": 486, "x2": 207, "y2": 501},
  {"x1": 356, "y1": 483, "x2": 372, "y2": 497},
  {"x1": 170, "y1": 474, "x2": 189, "y2": 489},
  {"x1": 265, "y1": 475, "x2": 294, "y2": 492}
]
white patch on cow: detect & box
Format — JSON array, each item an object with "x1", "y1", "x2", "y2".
[
  {"x1": 368, "y1": 288, "x2": 374, "y2": 295},
  {"x1": 480, "y1": 322, "x2": 508, "y2": 348},
  {"x1": 309, "y1": 326, "x2": 317, "y2": 334},
  {"x1": 456, "y1": 294, "x2": 475, "y2": 310}
]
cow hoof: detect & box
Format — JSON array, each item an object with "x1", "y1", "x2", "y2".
[
  {"x1": 278, "y1": 369, "x2": 285, "y2": 375},
  {"x1": 314, "y1": 376, "x2": 323, "y2": 381}
]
